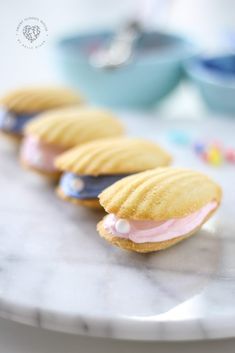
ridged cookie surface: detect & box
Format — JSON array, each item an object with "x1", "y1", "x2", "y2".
[
  {"x1": 99, "y1": 168, "x2": 222, "y2": 221},
  {"x1": 0, "y1": 86, "x2": 82, "y2": 114},
  {"x1": 55, "y1": 138, "x2": 172, "y2": 175},
  {"x1": 24, "y1": 107, "x2": 124, "y2": 148}
]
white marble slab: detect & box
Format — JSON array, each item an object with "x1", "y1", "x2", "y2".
[{"x1": 0, "y1": 116, "x2": 234, "y2": 341}]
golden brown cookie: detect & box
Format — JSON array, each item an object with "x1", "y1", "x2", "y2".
[
  {"x1": 0, "y1": 86, "x2": 83, "y2": 141},
  {"x1": 56, "y1": 187, "x2": 101, "y2": 209},
  {"x1": 97, "y1": 168, "x2": 222, "y2": 253},
  {"x1": 0, "y1": 130, "x2": 21, "y2": 142},
  {"x1": 24, "y1": 107, "x2": 124, "y2": 149},
  {"x1": 55, "y1": 137, "x2": 171, "y2": 209},
  {"x1": 0, "y1": 86, "x2": 83, "y2": 114},
  {"x1": 99, "y1": 168, "x2": 221, "y2": 220},
  {"x1": 55, "y1": 137, "x2": 171, "y2": 175},
  {"x1": 20, "y1": 107, "x2": 124, "y2": 179}
]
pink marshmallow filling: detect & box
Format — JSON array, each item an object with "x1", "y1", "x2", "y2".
[
  {"x1": 20, "y1": 136, "x2": 65, "y2": 173},
  {"x1": 103, "y1": 201, "x2": 217, "y2": 243}
]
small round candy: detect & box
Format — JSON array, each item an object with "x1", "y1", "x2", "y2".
[
  {"x1": 3, "y1": 114, "x2": 16, "y2": 130},
  {"x1": 201, "y1": 151, "x2": 209, "y2": 162},
  {"x1": 168, "y1": 130, "x2": 191, "y2": 146},
  {"x1": 32, "y1": 151, "x2": 44, "y2": 167},
  {"x1": 225, "y1": 148, "x2": 235, "y2": 163},
  {"x1": 194, "y1": 141, "x2": 206, "y2": 154},
  {"x1": 115, "y1": 219, "x2": 131, "y2": 234},
  {"x1": 69, "y1": 177, "x2": 84, "y2": 193},
  {"x1": 207, "y1": 147, "x2": 223, "y2": 166}
]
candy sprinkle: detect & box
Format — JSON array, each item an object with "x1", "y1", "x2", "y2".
[
  {"x1": 194, "y1": 141, "x2": 206, "y2": 154},
  {"x1": 225, "y1": 148, "x2": 235, "y2": 163},
  {"x1": 168, "y1": 130, "x2": 191, "y2": 146},
  {"x1": 207, "y1": 147, "x2": 223, "y2": 166}
]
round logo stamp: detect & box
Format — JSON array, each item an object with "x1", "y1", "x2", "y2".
[{"x1": 16, "y1": 17, "x2": 48, "y2": 49}]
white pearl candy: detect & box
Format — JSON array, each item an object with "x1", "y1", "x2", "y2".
[
  {"x1": 3, "y1": 114, "x2": 16, "y2": 130},
  {"x1": 115, "y1": 219, "x2": 131, "y2": 234},
  {"x1": 70, "y1": 178, "x2": 84, "y2": 193},
  {"x1": 32, "y1": 151, "x2": 44, "y2": 167}
]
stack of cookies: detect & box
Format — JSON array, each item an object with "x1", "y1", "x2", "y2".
[{"x1": 0, "y1": 85, "x2": 222, "y2": 253}]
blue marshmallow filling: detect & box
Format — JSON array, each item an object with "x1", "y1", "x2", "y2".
[
  {"x1": 60, "y1": 172, "x2": 130, "y2": 200},
  {"x1": 0, "y1": 107, "x2": 36, "y2": 135}
]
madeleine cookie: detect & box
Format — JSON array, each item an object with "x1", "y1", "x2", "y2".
[
  {"x1": 20, "y1": 107, "x2": 124, "y2": 179},
  {"x1": 55, "y1": 137, "x2": 171, "y2": 207},
  {"x1": 97, "y1": 168, "x2": 222, "y2": 252},
  {"x1": 0, "y1": 86, "x2": 82, "y2": 140}
]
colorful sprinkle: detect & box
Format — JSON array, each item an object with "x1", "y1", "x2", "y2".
[
  {"x1": 194, "y1": 141, "x2": 206, "y2": 154},
  {"x1": 168, "y1": 130, "x2": 191, "y2": 146},
  {"x1": 225, "y1": 148, "x2": 235, "y2": 163},
  {"x1": 167, "y1": 128, "x2": 234, "y2": 167},
  {"x1": 206, "y1": 147, "x2": 223, "y2": 166}
]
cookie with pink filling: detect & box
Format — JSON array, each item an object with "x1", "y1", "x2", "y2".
[
  {"x1": 97, "y1": 168, "x2": 222, "y2": 253},
  {"x1": 20, "y1": 107, "x2": 124, "y2": 180}
]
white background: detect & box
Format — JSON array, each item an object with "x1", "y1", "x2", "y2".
[{"x1": 1, "y1": 0, "x2": 235, "y2": 92}]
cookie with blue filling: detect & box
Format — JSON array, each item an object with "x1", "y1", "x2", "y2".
[
  {"x1": 55, "y1": 137, "x2": 172, "y2": 208},
  {"x1": 0, "y1": 86, "x2": 82, "y2": 140},
  {"x1": 20, "y1": 107, "x2": 124, "y2": 180}
]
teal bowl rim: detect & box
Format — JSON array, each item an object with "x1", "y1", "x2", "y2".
[
  {"x1": 185, "y1": 56, "x2": 235, "y2": 89},
  {"x1": 55, "y1": 30, "x2": 197, "y2": 67}
]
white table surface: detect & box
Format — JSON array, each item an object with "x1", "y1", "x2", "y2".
[
  {"x1": 1, "y1": 106, "x2": 235, "y2": 353},
  {"x1": 1, "y1": 117, "x2": 235, "y2": 344}
]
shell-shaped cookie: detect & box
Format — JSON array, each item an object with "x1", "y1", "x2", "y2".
[
  {"x1": 55, "y1": 138, "x2": 172, "y2": 175},
  {"x1": 99, "y1": 168, "x2": 222, "y2": 221},
  {"x1": 0, "y1": 86, "x2": 82, "y2": 114},
  {"x1": 24, "y1": 107, "x2": 124, "y2": 149}
]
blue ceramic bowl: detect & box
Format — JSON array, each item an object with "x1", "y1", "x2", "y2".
[
  {"x1": 185, "y1": 55, "x2": 235, "y2": 115},
  {"x1": 55, "y1": 31, "x2": 195, "y2": 109}
]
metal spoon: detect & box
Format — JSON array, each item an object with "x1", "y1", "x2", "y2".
[{"x1": 89, "y1": 20, "x2": 143, "y2": 70}]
